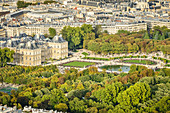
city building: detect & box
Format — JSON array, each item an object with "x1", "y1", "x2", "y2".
[
  {"x1": 144, "y1": 19, "x2": 170, "y2": 29},
  {"x1": 102, "y1": 22, "x2": 147, "y2": 34},
  {"x1": 0, "y1": 26, "x2": 6, "y2": 37}
]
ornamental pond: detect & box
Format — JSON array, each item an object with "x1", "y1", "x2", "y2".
[{"x1": 100, "y1": 65, "x2": 130, "y2": 73}]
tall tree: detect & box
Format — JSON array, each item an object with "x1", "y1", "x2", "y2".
[
  {"x1": 94, "y1": 25, "x2": 102, "y2": 38},
  {"x1": 143, "y1": 32, "x2": 150, "y2": 39},
  {"x1": 0, "y1": 48, "x2": 14, "y2": 67},
  {"x1": 160, "y1": 33, "x2": 165, "y2": 40},
  {"x1": 49, "y1": 28, "x2": 56, "y2": 38},
  {"x1": 49, "y1": 89, "x2": 68, "y2": 106},
  {"x1": 92, "y1": 82, "x2": 124, "y2": 104},
  {"x1": 69, "y1": 97, "x2": 87, "y2": 113},
  {"x1": 81, "y1": 24, "x2": 93, "y2": 34},
  {"x1": 117, "y1": 83, "x2": 151, "y2": 106},
  {"x1": 153, "y1": 31, "x2": 159, "y2": 40}
]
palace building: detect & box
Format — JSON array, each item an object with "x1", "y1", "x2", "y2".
[{"x1": 0, "y1": 34, "x2": 68, "y2": 66}]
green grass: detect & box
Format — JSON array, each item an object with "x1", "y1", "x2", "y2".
[
  {"x1": 152, "y1": 57, "x2": 170, "y2": 63},
  {"x1": 165, "y1": 64, "x2": 170, "y2": 67},
  {"x1": 84, "y1": 57, "x2": 110, "y2": 61},
  {"x1": 123, "y1": 60, "x2": 155, "y2": 65},
  {"x1": 155, "y1": 69, "x2": 161, "y2": 72},
  {"x1": 63, "y1": 61, "x2": 95, "y2": 68}
]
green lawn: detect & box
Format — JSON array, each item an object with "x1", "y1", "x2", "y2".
[
  {"x1": 84, "y1": 57, "x2": 110, "y2": 61},
  {"x1": 123, "y1": 60, "x2": 155, "y2": 65},
  {"x1": 165, "y1": 64, "x2": 170, "y2": 67},
  {"x1": 63, "y1": 61, "x2": 95, "y2": 68}
]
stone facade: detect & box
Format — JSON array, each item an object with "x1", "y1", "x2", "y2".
[{"x1": 102, "y1": 22, "x2": 147, "y2": 34}]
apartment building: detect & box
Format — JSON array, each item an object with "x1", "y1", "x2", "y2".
[
  {"x1": 0, "y1": 34, "x2": 68, "y2": 66},
  {"x1": 0, "y1": 27, "x2": 6, "y2": 37},
  {"x1": 145, "y1": 20, "x2": 170, "y2": 29},
  {"x1": 102, "y1": 22, "x2": 147, "y2": 34},
  {"x1": 5, "y1": 26, "x2": 25, "y2": 37}
]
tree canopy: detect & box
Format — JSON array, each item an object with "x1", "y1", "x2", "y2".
[
  {"x1": 0, "y1": 65, "x2": 169, "y2": 112},
  {"x1": 49, "y1": 28, "x2": 56, "y2": 38},
  {"x1": 0, "y1": 48, "x2": 14, "y2": 67}
]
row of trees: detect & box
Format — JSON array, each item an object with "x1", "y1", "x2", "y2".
[
  {"x1": 17, "y1": 0, "x2": 58, "y2": 8},
  {"x1": 149, "y1": 26, "x2": 170, "y2": 40},
  {"x1": 0, "y1": 64, "x2": 169, "y2": 112},
  {"x1": 17, "y1": 1, "x2": 32, "y2": 8},
  {"x1": 86, "y1": 32, "x2": 170, "y2": 54},
  {"x1": 44, "y1": 0, "x2": 58, "y2": 4},
  {"x1": 61, "y1": 24, "x2": 102, "y2": 51}
]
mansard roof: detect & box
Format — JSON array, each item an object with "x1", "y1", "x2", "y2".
[
  {"x1": 17, "y1": 41, "x2": 39, "y2": 50},
  {"x1": 2, "y1": 34, "x2": 67, "y2": 50},
  {"x1": 52, "y1": 35, "x2": 66, "y2": 43}
]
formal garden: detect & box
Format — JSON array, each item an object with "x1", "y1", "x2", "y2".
[{"x1": 82, "y1": 52, "x2": 170, "y2": 66}]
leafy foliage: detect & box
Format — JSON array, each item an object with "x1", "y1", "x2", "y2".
[
  {"x1": 0, "y1": 48, "x2": 14, "y2": 67},
  {"x1": 17, "y1": 1, "x2": 31, "y2": 8},
  {"x1": 49, "y1": 28, "x2": 56, "y2": 38},
  {"x1": 0, "y1": 65, "x2": 169, "y2": 112}
]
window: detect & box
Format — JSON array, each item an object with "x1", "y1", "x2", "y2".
[{"x1": 30, "y1": 57, "x2": 31, "y2": 60}]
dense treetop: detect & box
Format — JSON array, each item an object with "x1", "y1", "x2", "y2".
[
  {"x1": 61, "y1": 25, "x2": 170, "y2": 54},
  {"x1": 0, "y1": 48, "x2": 14, "y2": 67}
]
